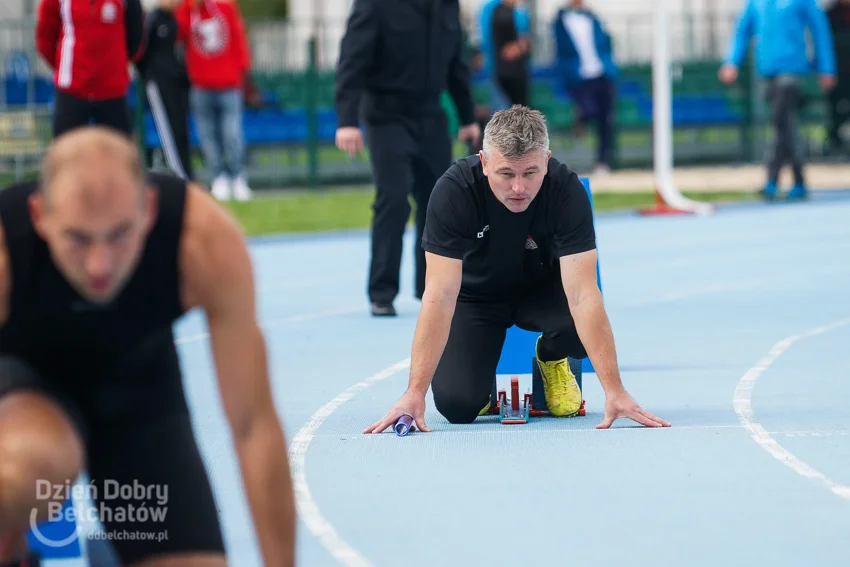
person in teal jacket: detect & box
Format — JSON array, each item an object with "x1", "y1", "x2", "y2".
[{"x1": 720, "y1": 0, "x2": 837, "y2": 200}]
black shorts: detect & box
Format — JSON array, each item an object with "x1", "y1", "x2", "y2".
[
  {"x1": 52, "y1": 90, "x2": 133, "y2": 139},
  {"x1": 432, "y1": 272, "x2": 587, "y2": 424},
  {"x1": 0, "y1": 334, "x2": 224, "y2": 563}
]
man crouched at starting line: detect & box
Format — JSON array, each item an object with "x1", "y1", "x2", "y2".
[{"x1": 366, "y1": 105, "x2": 670, "y2": 433}]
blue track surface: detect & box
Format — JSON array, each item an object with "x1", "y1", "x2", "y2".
[{"x1": 44, "y1": 191, "x2": 850, "y2": 566}]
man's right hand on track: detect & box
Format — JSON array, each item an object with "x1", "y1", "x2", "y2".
[{"x1": 363, "y1": 390, "x2": 430, "y2": 434}]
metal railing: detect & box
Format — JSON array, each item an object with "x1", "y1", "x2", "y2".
[{"x1": 0, "y1": 13, "x2": 840, "y2": 188}]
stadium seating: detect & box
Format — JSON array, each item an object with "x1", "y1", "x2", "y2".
[{"x1": 0, "y1": 59, "x2": 821, "y2": 152}]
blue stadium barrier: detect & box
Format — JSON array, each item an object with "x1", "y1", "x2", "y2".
[
  {"x1": 617, "y1": 79, "x2": 645, "y2": 97},
  {"x1": 2, "y1": 50, "x2": 55, "y2": 106},
  {"x1": 0, "y1": 68, "x2": 744, "y2": 146},
  {"x1": 141, "y1": 107, "x2": 340, "y2": 149},
  {"x1": 635, "y1": 94, "x2": 741, "y2": 126},
  {"x1": 3, "y1": 76, "x2": 55, "y2": 105},
  {"x1": 495, "y1": 176, "x2": 601, "y2": 400}
]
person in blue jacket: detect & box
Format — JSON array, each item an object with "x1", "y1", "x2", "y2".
[
  {"x1": 553, "y1": 0, "x2": 618, "y2": 174},
  {"x1": 720, "y1": 0, "x2": 837, "y2": 201}
]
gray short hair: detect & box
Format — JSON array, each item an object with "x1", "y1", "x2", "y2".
[{"x1": 482, "y1": 105, "x2": 550, "y2": 160}]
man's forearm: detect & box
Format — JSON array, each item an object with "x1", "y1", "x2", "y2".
[
  {"x1": 236, "y1": 412, "x2": 296, "y2": 567},
  {"x1": 407, "y1": 299, "x2": 456, "y2": 395},
  {"x1": 571, "y1": 294, "x2": 625, "y2": 396}
]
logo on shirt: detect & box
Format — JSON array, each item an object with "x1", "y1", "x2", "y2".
[
  {"x1": 477, "y1": 225, "x2": 489, "y2": 239},
  {"x1": 191, "y1": 12, "x2": 230, "y2": 57},
  {"x1": 101, "y1": 1, "x2": 117, "y2": 23},
  {"x1": 525, "y1": 235, "x2": 538, "y2": 250}
]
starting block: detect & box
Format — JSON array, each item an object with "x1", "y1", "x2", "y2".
[
  {"x1": 486, "y1": 352, "x2": 586, "y2": 423},
  {"x1": 485, "y1": 177, "x2": 599, "y2": 424},
  {"x1": 498, "y1": 377, "x2": 532, "y2": 424}
]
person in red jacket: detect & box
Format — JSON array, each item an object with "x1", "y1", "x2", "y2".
[
  {"x1": 174, "y1": 0, "x2": 253, "y2": 201},
  {"x1": 35, "y1": 0, "x2": 144, "y2": 138}
]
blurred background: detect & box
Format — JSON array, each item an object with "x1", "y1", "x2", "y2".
[{"x1": 0, "y1": 0, "x2": 848, "y2": 234}]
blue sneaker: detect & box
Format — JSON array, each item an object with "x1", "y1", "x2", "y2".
[
  {"x1": 787, "y1": 183, "x2": 809, "y2": 200},
  {"x1": 759, "y1": 181, "x2": 778, "y2": 201}
]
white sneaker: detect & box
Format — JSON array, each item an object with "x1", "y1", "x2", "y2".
[
  {"x1": 211, "y1": 175, "x2": 231, "y2": 200},
  {"x1": 232, "y1": 174, "x2": 253, "y2": 201},
  {"x1": 593, "y1": 164, "x2": 611, "y2": 176}
]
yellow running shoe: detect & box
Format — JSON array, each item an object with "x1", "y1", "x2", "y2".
[
  {"x1": 535, "y1": 336, "x2": 582, "y2": 417},
  {"x1": 479, "y1": 396, "x2": 491, "y2": 416}
]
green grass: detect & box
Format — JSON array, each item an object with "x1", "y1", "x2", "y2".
[
  {"x1": 224, "y1": 188, "x2": 378, "y2": 235},
  {"x1": 223, "y1": 187, "x2": 756, "y2": 237}
]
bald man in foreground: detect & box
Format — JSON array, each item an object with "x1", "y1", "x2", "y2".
[{"x1": 0, "y1": 127, "x2": 295, "y2": 566}]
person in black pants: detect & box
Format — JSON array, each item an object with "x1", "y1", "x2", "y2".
[
  {"x1": 492, "y1": 0, "x2": 530, "y2": 106},
  {"x1": 136, "y1": 0, "x2": 193, "y2": 179},
  {"x1": 364, "y1": 106, "x2": 670, "y2": 434},
  {"x1": 335, "y1": 0, "x2": 481, "y2": 317}
]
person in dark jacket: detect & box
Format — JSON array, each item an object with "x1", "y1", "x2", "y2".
[
  {"x1": 36, "y1": 0, "x2": 144, "y2": 138},
  {"x1": 334, "y1": 0, "x2": 481, "y2": 318},
  {"x1": 137, "y1": 0, "x2": 193, "y2": 180}
]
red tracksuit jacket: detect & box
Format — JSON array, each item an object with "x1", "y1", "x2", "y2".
[
  {"x1": 174, "y1": 0, "x2": 251, "y2": 90},
  {"x1": 35, "y1": 0, "x2": 144, "y2": 101}
]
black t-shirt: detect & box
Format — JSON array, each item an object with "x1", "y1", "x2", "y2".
[
  {"x1": 421, "y1": 155, "x2": 596, "y2": 300},
  {"x1": 136, "y1": 9, "x2": 189, "y2": 85}
]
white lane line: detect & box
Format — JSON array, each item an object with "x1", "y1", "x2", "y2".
[
  {"x1": 289, "y1": 358, "x2": 410, "y2": 567},
  {"x1": 288, "y1": 315, "x2": 850, "y2": 567},
  {"x1": 320, "y1": 425, "x2": 850, "y2": 439},
  {"x1": 733, "y1": 317, "x2": 850, "y2": 500}
]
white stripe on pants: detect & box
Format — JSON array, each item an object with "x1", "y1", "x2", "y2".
[{"x1": 146, "y1": 80, "x2": 188, "y2": 180}]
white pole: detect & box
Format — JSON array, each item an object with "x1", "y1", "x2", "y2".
[
  {"x1": 652, "y1": 0, "x2": 672, "y2": 191},
  {"x1": 652, "y1": 0, "x2": 714, "y2": 215}
]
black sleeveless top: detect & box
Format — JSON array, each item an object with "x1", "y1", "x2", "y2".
[{"x1": 0, "y1": 172, "x2": 188, "y2": 380}]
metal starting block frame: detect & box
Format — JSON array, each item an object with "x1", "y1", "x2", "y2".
[
  {"x1": 498, "y1": 376, "x2": 532, "y2": 424},
  {"x1": 485, "y1": 356, "x2": 586, "y2": 423}
]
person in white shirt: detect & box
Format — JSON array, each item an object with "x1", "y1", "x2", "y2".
[{"x1": 553, "y1": 0, "x2": 618, "y2": 174}]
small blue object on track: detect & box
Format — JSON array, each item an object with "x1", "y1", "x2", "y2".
[{"x1": 394, "y1": 414, "x2": 414, "y2": 436}]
